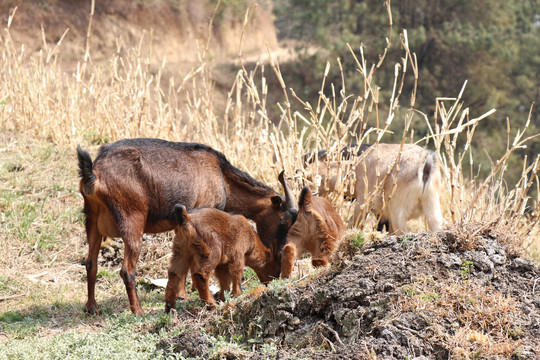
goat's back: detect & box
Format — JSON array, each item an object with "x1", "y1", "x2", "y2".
[
  {"x1": 90, "y1": 139, "x2": 230, "y2": 224},
  {"x1": 355, "y1": 143, "x2": 442, "y2": 231},
  {"x1": 178, "y1": 207, "x2": 258, "y2": 260},
  {"x1": 355, "y1": 144, "x2": 437, "y2": 204},
  {"x1": 356, "y1": 143, "x2": 431, "y2": 196},
  {"x1": 305, "y1": 143, "x2": 442, "y2": 232}
]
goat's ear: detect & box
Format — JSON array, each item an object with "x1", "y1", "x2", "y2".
[
  {"x1": 271, "y1": 195, "x2": 283, "y2": 209},
  {"x1": 174, "y1": 204, "x2": 189, "y2": 225},
  {"x1": 298, "y1": 186, "x2": 312, "y2": 208}
]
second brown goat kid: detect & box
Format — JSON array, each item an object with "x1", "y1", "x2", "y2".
[
  {"x1": 281, "y1": 186, "x2": 345, "y2": 278},
  {"x1": 164, "y1": 204, "x2": 282, "y2": 311}
]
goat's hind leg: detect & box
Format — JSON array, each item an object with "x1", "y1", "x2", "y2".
[
  {"x1": 118, "y1": 217, "x2": 145, "y2": 315},
  {"x1": 421, "y1": 192, "x2": 443, "y2": 232},
  {"x1": 214, "y1": 265, "x2": 231, "y2": 301},
  {"x1": 84, "y1": 214, "x2": 104, "y2": 314},
  {"x1": 388, "y1": 208, "x2": 407, "y2": 235}
]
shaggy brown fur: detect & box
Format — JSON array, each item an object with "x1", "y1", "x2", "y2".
[
  {"x1": 77, "y1": 139, "x2": 297, "y2": 315},
  {"x1": 164, "y1": 205, "x2": 282, "y2": 310},
  {"x1": 281, "y1": 186, "x2": 345, "y2": 278}
]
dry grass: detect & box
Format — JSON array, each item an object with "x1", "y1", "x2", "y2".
[
  {"x1": 0, "y1": 1, "x2": 539, "y2": 356},
  {"x1": 396, "y1": 274, "x2": 525, "y2": 359}
]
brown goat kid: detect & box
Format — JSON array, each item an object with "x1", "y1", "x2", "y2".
[
  {"x1": 164, "y1": 204, "x2": 282, "y2": 311},
  {"x1": 77, "y1": 138, "x2": 297, "y2": 315},
  {"x1": 281, "y1": 186, "x2": 345, "y2": 278}
]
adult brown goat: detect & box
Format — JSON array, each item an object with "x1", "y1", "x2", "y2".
[
  {"x1": 77, "y1": 138, "x2": 298, "y2": 315},
  {"x1": 281, "y1": 186, "x2": 345, "y2": 278},
  {"x1": 164, "y1": 204, "x2": 282, "y2": 311}
]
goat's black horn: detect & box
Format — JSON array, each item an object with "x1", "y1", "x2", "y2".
[{"x1": 278, "y1": 170, "x2": 298, "y2": 211}]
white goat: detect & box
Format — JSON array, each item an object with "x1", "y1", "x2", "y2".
[{"x1": 306, "y1": 143, "x2": 443, "y2": 235}]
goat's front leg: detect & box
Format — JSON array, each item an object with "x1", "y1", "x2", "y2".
[
  {"x1": 280, "y1": 243, "x2": 297, "y2": 278},
  {"x1": 312, "y1": 234, "x2": 335, "y2": 268},
  {"x1": 214, "y1": 265, "x2": 231, "y2": 301},
  {"x1": 350, "y1": 202, "x2": 367, "y2": 228}
]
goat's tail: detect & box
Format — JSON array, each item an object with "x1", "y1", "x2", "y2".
[
  {"x1": 77, "y1": 145, "x2": 96, "y2": 195},
  {"x1": 421, "y1": 152, "x2": 437, "y2": 194}
]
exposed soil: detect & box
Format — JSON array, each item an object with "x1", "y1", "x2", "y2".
[
  {"x1": 0, "y1": 0, "x2": 278, "y2": 69},
  {"x1": 158, "y1": 232, "x2": 540, "y2": 359}
]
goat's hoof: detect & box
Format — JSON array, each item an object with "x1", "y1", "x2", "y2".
[
  {"x1": 213, "y1": 292, "x2": 225, "y2": 302},
  {"x1": 165, "y1": 302, "x2": 175, "y2": 313},
  {"x1": 311, "y1": 258, "x2": 328, "y2": 267},
  {"x1": 84, "y1": 305, "x2": 99, "y2": 315},
  {"x1": 132, "y1": 307, "x2": 144, "y2": 316}
]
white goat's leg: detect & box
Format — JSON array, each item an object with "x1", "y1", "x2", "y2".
[
  {"x1": 388, "y1": 207, "x2": 408, "y2": 235},
  {"x1": 421, "y1": 193, "x2": 443, "y2": 232}
]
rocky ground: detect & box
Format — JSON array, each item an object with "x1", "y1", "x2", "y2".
[{"x1": 157, "y1": 231, "x2": 540, "y2": 359}]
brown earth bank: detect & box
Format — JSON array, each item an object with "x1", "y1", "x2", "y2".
[
  {"x1": 0, "y1": 0, "x2": 278, "y2": 67},
  {"x1": 158, "y1": 232, "x2": 540, "y2": 359}
]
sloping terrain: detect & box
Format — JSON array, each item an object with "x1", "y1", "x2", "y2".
[
  {"x1": 0, "y1": 0, "x2": 278, "y2": 67},
  {"x1": 159, "y1": 232, "x2": 540, "y2": 359}
]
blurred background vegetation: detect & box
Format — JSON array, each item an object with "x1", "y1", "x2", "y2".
[
  {"x1": 2, "y1": 0, "x2": 538, "y2": 185},
  {"x1": 271, "y1": 0, "x2": 540, "y2": 185}
]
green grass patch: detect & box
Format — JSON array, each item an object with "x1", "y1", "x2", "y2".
[
  {"x1": 351, "y1": 232, "x2": 365, "y2": 249},
  {"x1": 96, "y1": 269, "x2": 118, "y2": 280},
  {"x1": 459, "y1": 260, "x2": 475, "y2": 278},
  {"x1": 0, "y1": 310, "x2": 45, "y2": 339},
  {"x1": 0, "y1": 276, "x2": 20, "y2": 296},
  {"x1": 0, "y1": 188, "x2": 80, "y2": 253},
  {"x1": 0, "y1": 314, "x2": 176, "y2": 360}
]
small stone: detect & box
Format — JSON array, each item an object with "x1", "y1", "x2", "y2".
[
  {"x1": 490, "y1": 254, "x2": 506, "y2": 265},
  {"x1": 380, "y1": 327, "x2": 398, "y2": 342},
  {"x1": 513, "y1": 258, "x2": 535, "y2": 271},
  {"x1": 469, "y1": 251, "x2": 494, "y2": 272},
  {"x1": 289, "y1": 317, "x2": 300, "y2": 326},
  {"x1": 438, "y1": 253, "x2": 462, "y2": 268}
]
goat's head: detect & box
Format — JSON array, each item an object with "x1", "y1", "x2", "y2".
[
  {"x1": 255, "y1": 240, "x2": 283, "y2": 284},
  {"x1": 256, "y1": 171, "x2": 298, "y2": 249},
  {"x1": 286, "y1": 186, "x2": 331, "y2": 245}
]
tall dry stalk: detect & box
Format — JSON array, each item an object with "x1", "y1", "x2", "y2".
[{"x1": 0, "y1": 2, "x2": 538, "y2": 255}]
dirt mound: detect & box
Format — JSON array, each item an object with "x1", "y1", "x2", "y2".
[{"x1": 160, "y1": 232, "x2": 540, "y2": 359}]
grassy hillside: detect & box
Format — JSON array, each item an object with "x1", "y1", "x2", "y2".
[{"x1": 0, "y1": 1, "x2": 539, "y2": 359}]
